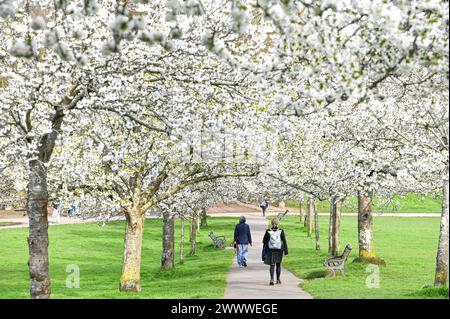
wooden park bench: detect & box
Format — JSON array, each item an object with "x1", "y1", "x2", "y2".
[
  {"x1": 209, "y1": 231, "x2": 226, "y2": 249},
  {"x1": 323, "y1": 244, "x2": 352, "y2": 277},
  {"x1": 277, "y1": 210, "x2": 289, "y2": 221}
]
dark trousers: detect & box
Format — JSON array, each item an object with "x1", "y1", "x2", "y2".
[{"x1": 269, "y1": 263, "x2": 281, "y2": 280}]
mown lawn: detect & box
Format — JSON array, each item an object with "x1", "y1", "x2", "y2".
[
  {"x1": 0, "y1": 217, "x2": 236, "y2": 299},
  {"x1": 276, "y1": 214, "x2": 449, "y2": 299},
  {"x1": 0, "y1": 221, "x2": 20, "y2": 227},
  {"x1": 1, "y1": 214, "x2": 447, "y2": 299},
  {"x1": 286, "y1": 192, "x2": 442, "y2": 213}
]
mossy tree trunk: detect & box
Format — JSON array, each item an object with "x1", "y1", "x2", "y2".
[
  {"x1": 358, "y1": 192, "x2": 375, "y2": 258},
  {"x1": 328, "y1": 200, "x2": 341, "y2": 256},
  {"x1": 189, "y1": 213, "x2": 197, "y2": 256},
  {"x1": 161, "y1": 211, "x2": 175, "y2": 269},
  {"x1": 120, "y1": 206, "x2": 145, "y2": 292},
  {"x1": 434, "y1": 179, "x2": 449, "y2": 287}
]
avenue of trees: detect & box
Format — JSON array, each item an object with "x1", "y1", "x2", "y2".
[{"x1": 0, "y1": 0, "x2": 448, "y2": 298}]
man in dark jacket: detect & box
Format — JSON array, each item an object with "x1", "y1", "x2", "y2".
[
  {"x1": 234, "y1": 216, "x2": 252, "y2": 268},
  {"x1": 260, "y1": 198, "x2": 269, "y2": 217}
]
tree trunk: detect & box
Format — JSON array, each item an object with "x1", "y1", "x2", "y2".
[
  {"x1": 197, "y1": 210, "x2": 200, "y2": 233},
  {"x1": 180, "y1": 216, "x2": 185, "y2": 265},
  {"x1": 200, "y1": 208, "x2": 208, "y2": 227},
  {"x1": 25, "y1": 91, "x2": 82, "y2": 299},
  {"x1": 299, "y1": 201, "x2": 305, "y2": 223},
  {"x1": 358, "y1": 192, "x2": 375, "y2": 258},
  {"x1": 304, "y1": 204, "x2": 308, "y2": 227},
  {"x1": 434, "y1": 179, "x2": 449, "y2": 287},
  {"x1": 328, "y1": 200, "x2": 341, "y2": 256},
  {"x1": 314, "y1": 205, "x2": 320, "y2": 250},
  {"x1": 161, "y1": 211, "x2": 175, "y2": 269},
  {"x1": 328, "y1": 202, "x2": 333, "y2": 254},
  {"x1": 119, "y1": 208, "x2": 145, "y2": 292},
  {"x1": 27, "y1": 159, "x2": 51, "y2": 299},
  {"x1": 307, "y1": 198, "x2": 313, "y2": 238},
  {"x1": 189, "y1": 214, "x2": 197, "y2": 256}
]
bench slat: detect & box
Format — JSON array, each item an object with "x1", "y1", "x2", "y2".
[{"x1": 323, "y1": 244, "x2": 352, "y2": 277}]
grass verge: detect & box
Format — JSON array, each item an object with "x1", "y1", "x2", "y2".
[
  {"x1": 275, "y1": 214, "x2": 448, "y2": 298},
  {"x1": 0, "y1": 217, "x2": 236, "y2": 299}
]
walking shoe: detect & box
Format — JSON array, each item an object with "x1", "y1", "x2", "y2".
[
  {"x1": 269, "y1": 280, "x2": 275, "y2": 286},
  {"x1": 276, "y1": 279, "x2": 281, "y2": 284},
  {"x1": 243, "y1": 261, "x2": 247, "y2": 267}
]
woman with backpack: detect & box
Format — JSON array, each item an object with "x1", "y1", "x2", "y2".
[{"x1": 263, "y1": 218, "x2": 288, "y2": 285}]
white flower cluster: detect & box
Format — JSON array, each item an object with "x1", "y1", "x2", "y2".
[
  {"x1": 183, "y1": 0, "x2": 204, "y2": 16},
  {"x1": 8, "y1": 38, "x2": 36, "y2": 58},
  {"x1": 82, "y1": 0, "x2": 99, "y2": 16},
  {"x1": 54, "y1": 0, "x2": 70, "y2": 11},
  {"x1": 0, "y1": 0, "x2": 447, "y2": 220},
  {"x1": 231, "y1": 1, "x2": 249, "y2": 34},
  {"x1": 0, "y1": 0, "x2": 16, "y2": 19},
  {"x1": 31, "y1": 16, "x2": 47, "y2": 30},
  {"x1": 166, "y1": 0, "x2": 181, "y2": 22}
]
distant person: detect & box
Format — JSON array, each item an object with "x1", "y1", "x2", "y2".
[
  {"x1": 52, "y1": 202, "x2": 61, "y2": 224},
  {"x1": 260, "y1": 198, "x2": 269, "y2": 217},
  {"x1": 234, "y1": 216, "x2": 252, "y2": 268},
  {"x1": 263, "y1": 218, "x2": 288, "y2": 285},
  {"x1": 68, "y1": 205, "x2": 76, "y2": 217}
]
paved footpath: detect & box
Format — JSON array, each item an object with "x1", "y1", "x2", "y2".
[{"x1": 224, "y1": 214, "x2": 312, "y2": 299}]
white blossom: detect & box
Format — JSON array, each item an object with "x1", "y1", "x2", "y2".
[
  {"x1": 0, "y1": 0, "x2": 16, "y2": 19},
  {"x1": 31, "y1": 16, "x2": 46, "y2": 30}
]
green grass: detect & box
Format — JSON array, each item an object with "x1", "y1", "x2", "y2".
[
  {"x1": 0, "y1": 221, "x2": 20, "y2": 227},
  {"x1": 286, "y1": 192, "x2": 442, "y2": 213},
  {"x1": 275, "y1": 214, "x2": 449, "y2": 299},
  {"x1": 0, "y1": 217, "x2": 236, "y2": 299},
  {"x1": 1, "y1": 214, "x2": 447, "y2": 299},
  {"x1": 410, "y1": 287, "x2": 449, "y2": 298}
]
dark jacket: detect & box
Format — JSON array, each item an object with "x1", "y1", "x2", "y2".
[{"x1": 234, "y1": 222, "x2": 252, "y2": 245}]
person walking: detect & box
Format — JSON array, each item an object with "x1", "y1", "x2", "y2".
[
  {"x1": 234, "y1": 216, "x2": 252, "y2": 268},
  {"x1": 263, "y1": 218, "x2": 288, "y2": 285},
  {"x1": 68, "y1": 204, "x2": 76, "y2": 217},
  {"x1": 52, "y1": 202, "x2": 61, "y2": 224},
  {"x1": 260, "y1": 198, "x2": 269, "y2": 217}
]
